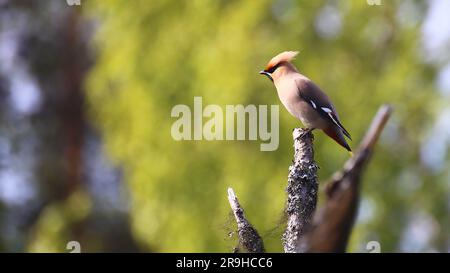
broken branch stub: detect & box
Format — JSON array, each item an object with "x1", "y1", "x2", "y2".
[{"x1": 227, "y1": 188, "x2": 265, "y2": 253}]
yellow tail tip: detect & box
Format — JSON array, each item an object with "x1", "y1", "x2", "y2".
[{"x1": 348, "y1": 151, "x2": 354, "y2": 157}]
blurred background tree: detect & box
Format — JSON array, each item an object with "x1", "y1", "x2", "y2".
[{"x1": 0, "y1": 0, "x2": 449, "y2": 252}]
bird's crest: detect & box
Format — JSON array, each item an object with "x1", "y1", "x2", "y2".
[{"x1": 266, "y1": 51, "x2": 299, "y2": 70}]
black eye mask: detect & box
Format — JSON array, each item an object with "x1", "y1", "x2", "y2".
[{"x1": 266, "y1": 63, "x2": 280, "y2": 73}]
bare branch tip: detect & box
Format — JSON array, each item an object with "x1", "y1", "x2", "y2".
[{"x1": 227, "y1": 187, "x2": 236, "y2": 200}]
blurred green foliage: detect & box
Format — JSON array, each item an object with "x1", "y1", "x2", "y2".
[{"x1": 51, "y1": 0, "x2": 450, "y2": 252}]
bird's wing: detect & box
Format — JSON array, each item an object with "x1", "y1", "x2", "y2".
[{"x1": 295, "y1": 78, "x2": 352, "y2": 140}]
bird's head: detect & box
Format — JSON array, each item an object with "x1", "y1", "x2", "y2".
[{"x1": 259, "y1": 51, "x2": 299, "y2": 82}]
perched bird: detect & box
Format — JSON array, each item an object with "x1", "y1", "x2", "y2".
[{"x1": 259, "y1": 51, "x2": 352, "y2": 152}]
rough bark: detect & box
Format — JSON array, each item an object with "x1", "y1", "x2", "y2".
[
  {"x1": 227, "y1": 188, "x2": 265, "y2": 253},
  {"x1": 282, "y1": 129, "x2": 318, "y2": 253}
]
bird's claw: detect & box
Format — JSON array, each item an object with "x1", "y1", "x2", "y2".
[
  {"x1": 299, "y1": 128, "x2": 313, "y2": 138},
  {"x1": 294, "y1": 128, "x2": 314, "y2": 139}
]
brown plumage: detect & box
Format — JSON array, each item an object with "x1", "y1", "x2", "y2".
[{"x1": 260, "y1": 51, "x2": 352, "y2": 152}]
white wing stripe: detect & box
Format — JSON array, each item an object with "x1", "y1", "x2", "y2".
[
  {"x1": 321, "y1": 107, "x2": 332, "y2": 113},
  {"x1": 320, "y1": 106, "x2": 341, "y2": 128},
  {"x1": 327, "y1": 113, "x2": 338, "y2": 125},
  {"x1": 327, "y1": 112, "x2": 347, "y2": 133},
  {"x1": 310, "y1": 100, "x2": 317, "y2": 109}
]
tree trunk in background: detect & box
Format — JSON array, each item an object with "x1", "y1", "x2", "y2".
[{"x1": 62, "y1": 9, "x2": 85, "y2": 197}]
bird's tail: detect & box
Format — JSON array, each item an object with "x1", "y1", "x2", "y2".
[{"x1": 322, "y1": 126, "x2": 352, "y2": 152}]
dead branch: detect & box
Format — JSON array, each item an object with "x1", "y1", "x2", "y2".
[
  {"x1": 283, "y1": 129, "x2": 318, "y2": 253},
  {"x1": 302, "y1": 104, "x2": 392, "y2": 252},
  {"x1": 227, "y1": 188, "x2": 265, "y2": 253}
]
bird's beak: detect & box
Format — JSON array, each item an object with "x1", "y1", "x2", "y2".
[{"x1": 259, "y1": 70, "x2": 273, "y2": 82}]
